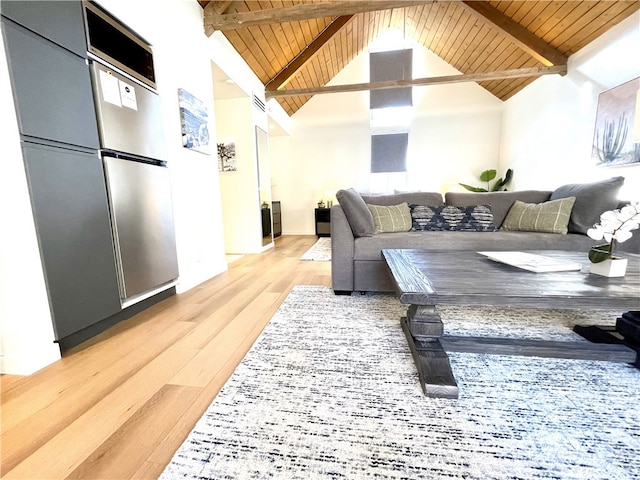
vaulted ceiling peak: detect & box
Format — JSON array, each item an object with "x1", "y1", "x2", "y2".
[{"x1": 199, "y1": 1, "x2": 640, "y2": 116}]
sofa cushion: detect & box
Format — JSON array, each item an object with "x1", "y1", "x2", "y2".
[
  {"x1": 362, "y1": 191, "x2": 444, "y2": 207},
  {"x1": 336, "y1": 188, "x2": 374, "y2": 237},
  {"x1": 352, "y1": 230, "x2": 597, "y2": 262},
  {"x1": 501, "y1": 197, "x2": 576, "y2": 234},
  {"x1": 410, "y1": 205, "x2": 497, "y2": 232},
  {"x1": 445, "y1": 190, "x2": 552, "y2": 227},
  {"x1": 549, "y1": 176, "x2": 624, "y2": 234},
  {"x1": 367, "y1": 203, "x2": 412, "y2": 234}
]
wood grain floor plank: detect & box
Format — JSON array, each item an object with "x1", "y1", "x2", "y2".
[
  {"x1": 1, "y1": 312, "x2": 190, "y2": 425},
  {"x1": 144, "y1": 311, "x2": 283, "y2": 472},
  {"x1": 172, "y1": 275, "x2": 283, "y2": 352},
  {"x1": 169, "y1": 291, "x2": 281, "y2": 387},
  {"x1": 66, "y1": 384, "x2": 201, "y2": 479},
  {"x1": 0, "y1": 236, "x2": 326, "y2": 479},
  {"x1": 4, "y1": 343, "x2": 201, "y2": 479},
  {"x1": 129, "y1": 460, "x2": 167, "y2": 480},
  {"x1": 1, "y1": 320, "x2": 195, "y2": 474}
]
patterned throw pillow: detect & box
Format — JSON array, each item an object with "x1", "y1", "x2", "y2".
[
  {"x1": 410, "y1": 205, "x2": 497, "y2": 232},
  {"x1": 501, "y1": 197, "x2": 576, "y2": 234},
  {"x1": 367, "y1": 202, "x2": 412, "y2": 234}
]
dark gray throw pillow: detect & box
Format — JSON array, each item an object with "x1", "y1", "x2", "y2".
[
  {"x1": 549, "y1": 176, "x2": 624, "y2": 234},
  {"x1": 410, "y1": 205, "x2": 497, "y2": 232},
  {"x1": 336, "y1": 188, "x2": 375, "y2": 237}
]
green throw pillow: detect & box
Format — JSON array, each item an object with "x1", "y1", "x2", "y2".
[
  {"x1": 367, "y1": 202, "x2": 412, "y2": 234},
  {"x1": 501, "y1": 197, "x2": 576, "y2": 234}
]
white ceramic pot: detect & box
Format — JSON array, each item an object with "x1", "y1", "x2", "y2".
[{"x1": 589, "y1": 257, "x2": 628, "y2": 277}]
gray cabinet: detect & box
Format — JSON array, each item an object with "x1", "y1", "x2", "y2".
[
  {"x1": 0, "y1": 0, "x2": 87, "y2": 57},
  {"x1": 22, "y1": 143, "x2": 122, "y2": 340},
  {"x1": 2, "y1": 8, "x2": 120, "y2": 345},
  {"x1": 2, "y1": 1, "x2": 176, "y2": 347},
  {"x1": 1, "y1": 17, "x2": 99, "y2": 148}
]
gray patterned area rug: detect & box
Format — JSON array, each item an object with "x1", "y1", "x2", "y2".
[
  {"x1": 160, "y1": 286, "x2": 640, "y2": 480},
  {"x1": 300, "y1": 237, "x2": 331, "y2": 261}
]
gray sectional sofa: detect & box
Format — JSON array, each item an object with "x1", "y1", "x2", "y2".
[{"x1": 331, "y1": 177, "x2": 637, "y2": 294}]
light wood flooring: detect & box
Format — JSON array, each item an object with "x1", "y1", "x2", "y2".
[{"x1": 1, "y1": 235, "x2": 330, "y2": 479}]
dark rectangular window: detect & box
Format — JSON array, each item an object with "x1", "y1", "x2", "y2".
[
  {"x1": 370, "y1": 49, "x2": 412, "y2": 109},
  {"x1": 371, "y1": 133, "x2": 408, "y2": 173}
]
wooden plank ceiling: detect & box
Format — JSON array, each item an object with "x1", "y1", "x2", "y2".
[{"x1": 200, "y1": 1, "x2": 639, "y2": 116}]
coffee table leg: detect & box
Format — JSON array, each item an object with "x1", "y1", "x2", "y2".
[{"x1": 401, "y1": 305, "x2": 459, "y2": 399}]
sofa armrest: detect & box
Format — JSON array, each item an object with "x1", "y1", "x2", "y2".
[{"x1": 331, "y1": 205, "x2": 355, "y2": 293}]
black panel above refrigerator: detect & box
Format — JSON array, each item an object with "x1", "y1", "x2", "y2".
[{"x1": 83, "y1": 1, "x2": 156, "y2": 90}]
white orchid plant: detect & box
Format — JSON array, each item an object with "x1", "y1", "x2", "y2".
[{"x1": 587, "y1": 201, "x2": 640, "y2": 263}]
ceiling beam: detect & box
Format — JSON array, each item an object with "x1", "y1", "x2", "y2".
[
  {"x1": 204, "y1": 1, "x2": 233, "y2": 36},
  {"x1": 266, "y1": 15, "x2": 353, "y2": 92},
  {"x1": 205, "y1": 1, "x2": 433, "y2": 32},
  {"x1": 460, "y1": 1, "x2": 567, "y2": 67},
  {"x1": 265, "y1": 65, "x2": 567, "y2": 99}
]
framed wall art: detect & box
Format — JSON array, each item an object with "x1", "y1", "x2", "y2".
[
  {"x1": 591, "y1": 77, "x2": 640, "y2": 167},
  {"x1": 178, "y1": 88, "x2": 210, "y2": 154},
  {"x1": 217, "y1": 142, "x2": 237, "y2": 172}
]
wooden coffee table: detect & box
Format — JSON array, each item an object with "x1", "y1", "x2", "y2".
[{"x1": 382, "y1": 249, "x2": 640, "y2": 398}]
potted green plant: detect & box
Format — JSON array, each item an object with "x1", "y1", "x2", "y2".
[
  {"x1": 459, "y1": 168, "x2": 513, "y2": 192},
  {"x1": 587, "y1": 201, "x2": 640, "y2": 277}
]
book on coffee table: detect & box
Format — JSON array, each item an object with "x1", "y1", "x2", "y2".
[{"x1": 478, "y1": 251, "x2": 583, "y2": 273}]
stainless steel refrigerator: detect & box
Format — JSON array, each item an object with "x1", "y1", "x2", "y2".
[{"x1": 90, "y1": 59, "x2": 179, "y2": 303}]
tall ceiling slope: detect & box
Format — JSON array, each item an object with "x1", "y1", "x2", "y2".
[{"x1": 200, "y1": 1, "x2": 640, "y2": 117}]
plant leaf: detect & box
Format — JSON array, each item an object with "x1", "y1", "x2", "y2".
[
  {"x1": 588, "y1": 244, "x2": 611, "y2": 263},
  {"x1": 492, "y1": 177, "x2": 505, "y2": 191},
  {"x1": 504, "y1": 168, "x2": 513, "y2": 183},
  {"x1": 479, "y1": 169, "x2": 497, "y2": 182},
  {"x1": 459, "y1": 183, "x2": 488, "y2": 192}
]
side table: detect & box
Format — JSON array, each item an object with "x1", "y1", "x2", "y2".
[{"x1": 315, "y1": 208, "x2": 331, "y2": 237}]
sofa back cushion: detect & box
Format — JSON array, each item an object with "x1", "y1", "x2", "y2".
[
  {"x1": 445, "y1": 190, "x2": 552, "y2": 228},
  {"x1": 362, "y1": 191, "x2": 444, "y2": 207},
  {"x1": 549, "y1": 176, "x2": 624, "y2": 234},
  {"x1": 336, "y1": 188, "x2": 375, "y2": 237}
]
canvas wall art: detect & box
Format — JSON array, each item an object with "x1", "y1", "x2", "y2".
[
  {"x1": 217, "y1": 142, "x2": 237, "y2": 172},
  {"x1": 591, "y1": 77, "x2": 640, "y2": 167},
  {"x1": 178, "y1": 88, "x2": 210, "y2": 154}
]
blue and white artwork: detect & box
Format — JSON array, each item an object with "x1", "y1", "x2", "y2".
[{"x1": 178, "y1": 88, "x2": 210, "y2": 154}]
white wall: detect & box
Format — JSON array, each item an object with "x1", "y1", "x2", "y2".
[
  {"x1": 0, "y1": 0, "x2": 228, "y2": 374},
  {"x1": 216, "y1": 97, "x2": 265, "y2": 253},
  {"x1": 208, "y1": 32, "x2": 275, "y2": 253},
  {"x1": 500, "y1": 11, "x2": 640, "y2": 200},
  {"x1": 272, "y1": 43, "x2": 503, "y2": 234}
]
